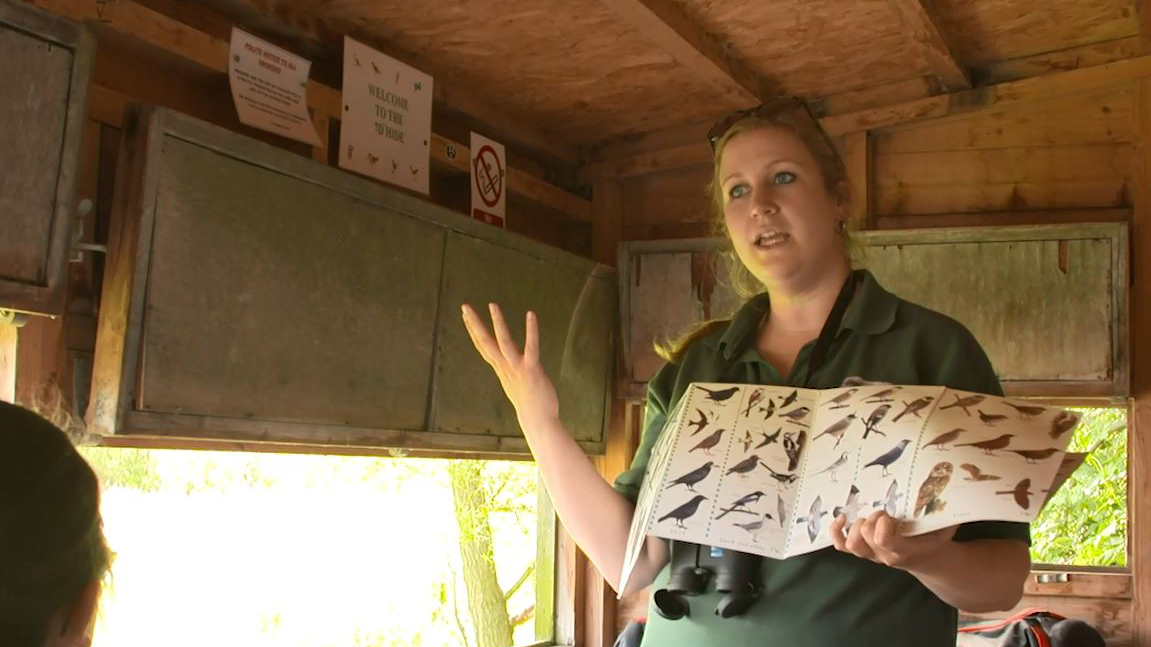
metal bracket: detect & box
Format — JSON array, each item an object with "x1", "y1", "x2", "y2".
[{"x1": 1034, "y1": 572, "x2": 1070, "y2": 584}]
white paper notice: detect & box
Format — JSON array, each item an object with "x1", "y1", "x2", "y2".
[
  {"x1": 339, "y1": 36, "x2": 433, "y2": 194},
  {"x1": 228, "y1": 28, "x2": 320, "y2": 146},
  {"x1": 469, "y1": 132, "x2": 506, "y2": 227}
]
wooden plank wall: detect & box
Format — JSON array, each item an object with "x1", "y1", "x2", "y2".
[{"x1": 607, "y1": 87, "x2": 1140, "y2": 645}]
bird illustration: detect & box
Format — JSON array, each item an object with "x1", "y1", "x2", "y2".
[
  {"x1": 795, "y1": 496, "x2": 828, "y2": 543},
  {"x1": 862, "y1": 404, "x2": 891, "y2": 439},
  {"x1": 940, "y1": 394, "x2": 985, "y2": 417},
  {"x1": 833, "y1": 486, "x2": 864, "y2": 525},
  {"x1": 893, "y1": 396, "x2": 934, "y2": 422},
  {"x1": 740, "y1": 430, "x2": 754, "y2": 453},
  {"x1": 668, "y1": 461, "x2": 715, "y2": 492},
  {"x1": 783, "y1": 430, "x2": 806, "y2": 471},
  {"x1": 366, "y1": 152, "x2": 380, "y2": 164},
  {"x1": 777, "y1": 492, "x2": 787, "y2": 527},
  {"x1": 762, "y1": 464, "x2": 798, "y2": 485},
  {"x1": 996, "y1": 478, "x2": 1034, "y2": 511},
  {"x1": 409, "y1": 165, "x2": 419, "y2": 176},
  {"x1": 1008, "y1": 447, "x2": 1060, "y2": 463},
  {"x1": 779, "y1": 406, "x2": 812, "y2": 426},
  {"x1": 865, "y1": 386, "x2": 902, "y2": 402},
  {"x1": 1004, "y1": 401, "x2": 1046, "y2": 420},
  {"x1": 715, "y1": 491, "x2": 766, "y2": 519},
  {"x1": 687, "y1": 408, "x2": 709, "y2": 436},
  {"x1": 696, "y1": 385, "x2": 741, "y2": 402},
  {"x1": 690, "y1": 428, "x2": 725, "y2": 455},
  {"x1": 977, "y1": 409, "x2": 1008, "y2": 426},
  {"x1": 353, "y1": 54, "x2": 363, "y2": 67},
  {"x1": 659, "y1": 495, "x2": 709, "y2": 529},
  {"x1": 742, "y1": 389, "x2": 765, "y2": 417},
  {"x1": 873, "y1": 479, "x2": 903, "y2": 517},
  {"x1": 781, "y1": 389, "x2": 799, "y2": 408},
  {"x1": 1050, "y1": 411, "x2": 1079, "y2": 439},
  {"x1": 733, "y1": 513, "x2": 775, "y2": 538},
  {"x1": 390, "y1": 160, "x2": 399, "y2": 172},
  {"x1": 726, "y1": 455, "x2": 763, "y2": 476},
  {"x1": 913, "y1": 462, "x2": 953, "y2": 517},
  {"x1": 957, "y1": 433, "x2": 1015, "y2": 455},
  {"x1": 754, "y1": 427, "x2": 782, "y2": 449},
  {"x1": 815, "y1": 452, "x2": 849, "y2": 482},
  {"x1": 346, "y1": 143, "x2": 354, "y2": 159},
  {"x1": 959, "y1": 463, "x2": 1002, "y2": 482},
  {"x1": 814, "y1": 414, "x2": 856, "y2": 447},
  {"x1": 864, "y1": 439, "x2": 912, "y2": 477},
  {"x1": 822, "y1": 388, "x2": 858, "y2": 409},
  {"x1": 922, "y1": 428, "x2": 965, "y2": 450},
  {"x1": 759, "y1": 399, "x2": 777, "y2": 420},
  {"x1": 370, "y1": 61, "x2": 381, "y2": 74}
]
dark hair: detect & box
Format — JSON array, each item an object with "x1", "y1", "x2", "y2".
[
  {"x1": 0, "y1": 401, "x2": 111, "y2": 647},
  {"x1": 654, "y1": 105, "x2": 856, "y2": 363}
]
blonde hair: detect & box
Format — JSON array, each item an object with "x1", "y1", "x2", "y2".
[{"x1": 654, "y1": 106, "x2": 859, "y2": 363}]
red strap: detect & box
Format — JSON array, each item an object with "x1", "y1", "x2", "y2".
[{"x1": 958, "y1": 607, "x2": 1065, "y2": 634}]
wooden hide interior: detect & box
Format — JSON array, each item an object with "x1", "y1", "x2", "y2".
[{"x1": 4, "y1": 0, "x2": 1151, "y2": 644}]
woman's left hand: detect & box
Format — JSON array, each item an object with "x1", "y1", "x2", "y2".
[{"x1": 828, "y1": 511, "x2": 958, "y2": 571}]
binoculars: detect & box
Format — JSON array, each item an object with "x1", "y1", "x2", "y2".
[{"x1": 652, "y1": 541, "x2": 762, "y2": 620}]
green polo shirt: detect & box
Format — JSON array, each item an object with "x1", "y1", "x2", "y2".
[{"x1": 614, "y1": 269, "x2": 1029, "y2": 647}]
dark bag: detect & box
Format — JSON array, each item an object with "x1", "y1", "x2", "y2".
[{"x1": 958, "y1": 608, "x2": 1105, "y2": 647}]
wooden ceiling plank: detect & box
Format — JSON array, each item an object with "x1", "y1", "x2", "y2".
[
  {"x1": 885, "y1": 0, "x2": 971, "y2": 91},
  {"x1": 596, "y1": 0, "x2": 770, "y2": 105},
  {"x1": 49, "y1": 0, "x2": 593, "y2": 221}
]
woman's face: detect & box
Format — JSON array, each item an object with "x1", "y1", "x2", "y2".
[{"x1": 719, "y1": 126, "x2": 848, "y2": 289}]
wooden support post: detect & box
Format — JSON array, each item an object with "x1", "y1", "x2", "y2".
[
  {"x1": 0, "y1": 318, "x2": 16, "y2": 403},
  {"x1": 841, "y1": 131, "x2": 873, "y2": 231},
  {"x1": 1130, "y1": 78, "x2": 1151, "y2": 647}
]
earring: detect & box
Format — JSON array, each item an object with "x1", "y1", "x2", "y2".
[{"x1": 836, "y1": 220, "x2": 847, "y2": 234}]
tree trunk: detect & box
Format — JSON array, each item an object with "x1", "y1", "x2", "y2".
[{"x1": 450, "y1": 460, "x2": 513, "y2": 647}]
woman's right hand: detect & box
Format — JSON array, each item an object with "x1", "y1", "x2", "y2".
[{"x1": 461, "y1": 303, "x2": 560, "y2": 432}]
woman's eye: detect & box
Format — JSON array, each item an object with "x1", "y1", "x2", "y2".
[
  {"x1": 773, "y1": 171, "x2": 796, "y2": 185},
  {"x1": 728, "y1": 184, "x2": 750, "y2": 200}
]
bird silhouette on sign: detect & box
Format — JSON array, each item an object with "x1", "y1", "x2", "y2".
[
  {"x1": 762, "y1": 464, "x2": 798, "y2": 486},
  {"x1": 959, "y1": 463, "x2": 1002, "y2": 482},
  {"x1": 1050, "y1": 411, "x2": 1079, "y2": 439},
  {"x1": 659, "y1": 495, "x2": 708, "y2": 529},
  {"x1": 726, "y1": 455, "x2": 763, "y2": 476},
  {"x1": 914, "y1": 462, "x2": 953, "y2": 517},
  {"x1": 814, "y1": 414, "x2": 856, "y2": 447},
  {"x1": 1008, "y1": 447, "x2": 1060, "y2": 463},
  {"x1": 940, "y1": 393, "x2": 985, "y2": 417},
  {"x1": 996, "y1": 478, "x2": 1036, "y2": 510},
  {"x1": 795, "y1": 496, "x2": 828, "y2": 543},
  {"x1": 833, "y1": 486, "x2": 864, "y2": 526},
  {"x1": 865, "y1": 386, "x2": 902, "y2": 403},
  {"x1": 957, "y1": 433, "x2": 1014, "y2": 455},
  {"x1": 864, "y1": 439, "x2": 912, "y2": 477},
  {"x1": 822, "y1": 388, "x2": 857, "y2": 410},
  {"x1": 695, "y1": 385, "x2": 740, "y2": 403},
  {"x1": 690, "y1": 428, "x2": 725, "y2": 456},
  {"x1": 814, "y1": 452, "x2": 849, "y2": 482},
  {"x1": 754, "y1": 427, "x2": 782, "y2": 450},
  {"x1": 742, "y1": 389, "x2": 765, "y2": 417},
  {"x1": 893, "y1": 396, "x2": 934, "y2": 422},
  {"x1": 779, "y1": 406, "x2": 811, "y2": 426},
  {"x1": 922, "y1": 428, "x2": 965, "y2": 450},
  {"x1": 739, "y1": 430, "x2": 754, "y2": 453},
  {"x1": 715, "y1": 490, "x2": 766, "y2": 519},
  {"x1": 668, "y1": 461, "x2": 715, "y2": 492},
  {"x1": 687, "y1": 408, "x2": 709, "y2": 436},
  {"x1": 873, "y1": 479, "x2": 903, "y2": 517},
  {"x1": 862, "y1": 404, "x2": 891, "y2": 439},
  {"x1": 977, "y1": 409, "x2": 1009, "y2": 426},
  {"x1": 783, "y1": 430, "x2": 806, "y2": 471},
  {"x1": 781, "y1": 389, "x2": 799, "y2": 408},
  {"x1": 1004, "y1": 401, "x2": 1046, "y2": 420},
  {"x1": 759, "y1": 398, "x2": 778, "y2": 419},
  {"x1": 733, "y1": 513, "x2": 775, "y2": 539}
]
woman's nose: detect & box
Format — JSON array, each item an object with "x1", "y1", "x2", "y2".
[{"x1": 750, "y1": 190, "x2": 778, "y2": 218}]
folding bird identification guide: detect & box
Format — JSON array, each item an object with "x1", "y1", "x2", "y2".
[{"x1": 618, "y1": 382, "x2": 1083, "y2": 595}]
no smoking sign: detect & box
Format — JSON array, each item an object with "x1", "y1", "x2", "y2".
[{"x1": 469, "y1": 133, "x2": 506, "y2": 227}]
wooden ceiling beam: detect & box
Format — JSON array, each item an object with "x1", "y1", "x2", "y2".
[
  {"x1": 885, "y1": 0, "x2": 970, "y2": 92},
  {"x1": 596, "y1": 0, "x2": 772, "y2": 106}
]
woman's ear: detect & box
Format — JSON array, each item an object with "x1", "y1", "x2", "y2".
[
  {"x1": 49, "y1": 580, "x2": 100, "y2": 647},
  {"x1": 833, "y1": 180, "x2": 853, "y2": 220}
]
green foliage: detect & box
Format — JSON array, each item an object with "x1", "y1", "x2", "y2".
[
  {"x1": 1030, "y1": 407, "x2": 1127, "y2": 567},
  {"x1": 80, "y1": 447, "x2": 162, "y2": 492}
]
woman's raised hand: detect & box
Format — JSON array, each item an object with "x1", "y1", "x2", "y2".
[{"x1": 461, "y1": 303, "x2": 560, "y2": 432}]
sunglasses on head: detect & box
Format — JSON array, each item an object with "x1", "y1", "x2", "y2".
[{"x1": 706, "y1": 96, "x2": 817, "y2": 152}]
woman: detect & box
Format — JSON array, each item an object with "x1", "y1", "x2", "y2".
[
  {"x1": 462, "y1": 97, "x2": 1029, "y2": 646},
  {"x1": 0, "y1": 401, "x2": 111, "y2": 647}
]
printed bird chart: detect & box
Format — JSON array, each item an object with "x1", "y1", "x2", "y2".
[{"x1": 618, "y1": 382, "x2": 1083, "y2": 595}]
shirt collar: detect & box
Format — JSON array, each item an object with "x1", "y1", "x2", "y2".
[{"x1": 717, "y1": 269, "x2": 899, "y2": 361}]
